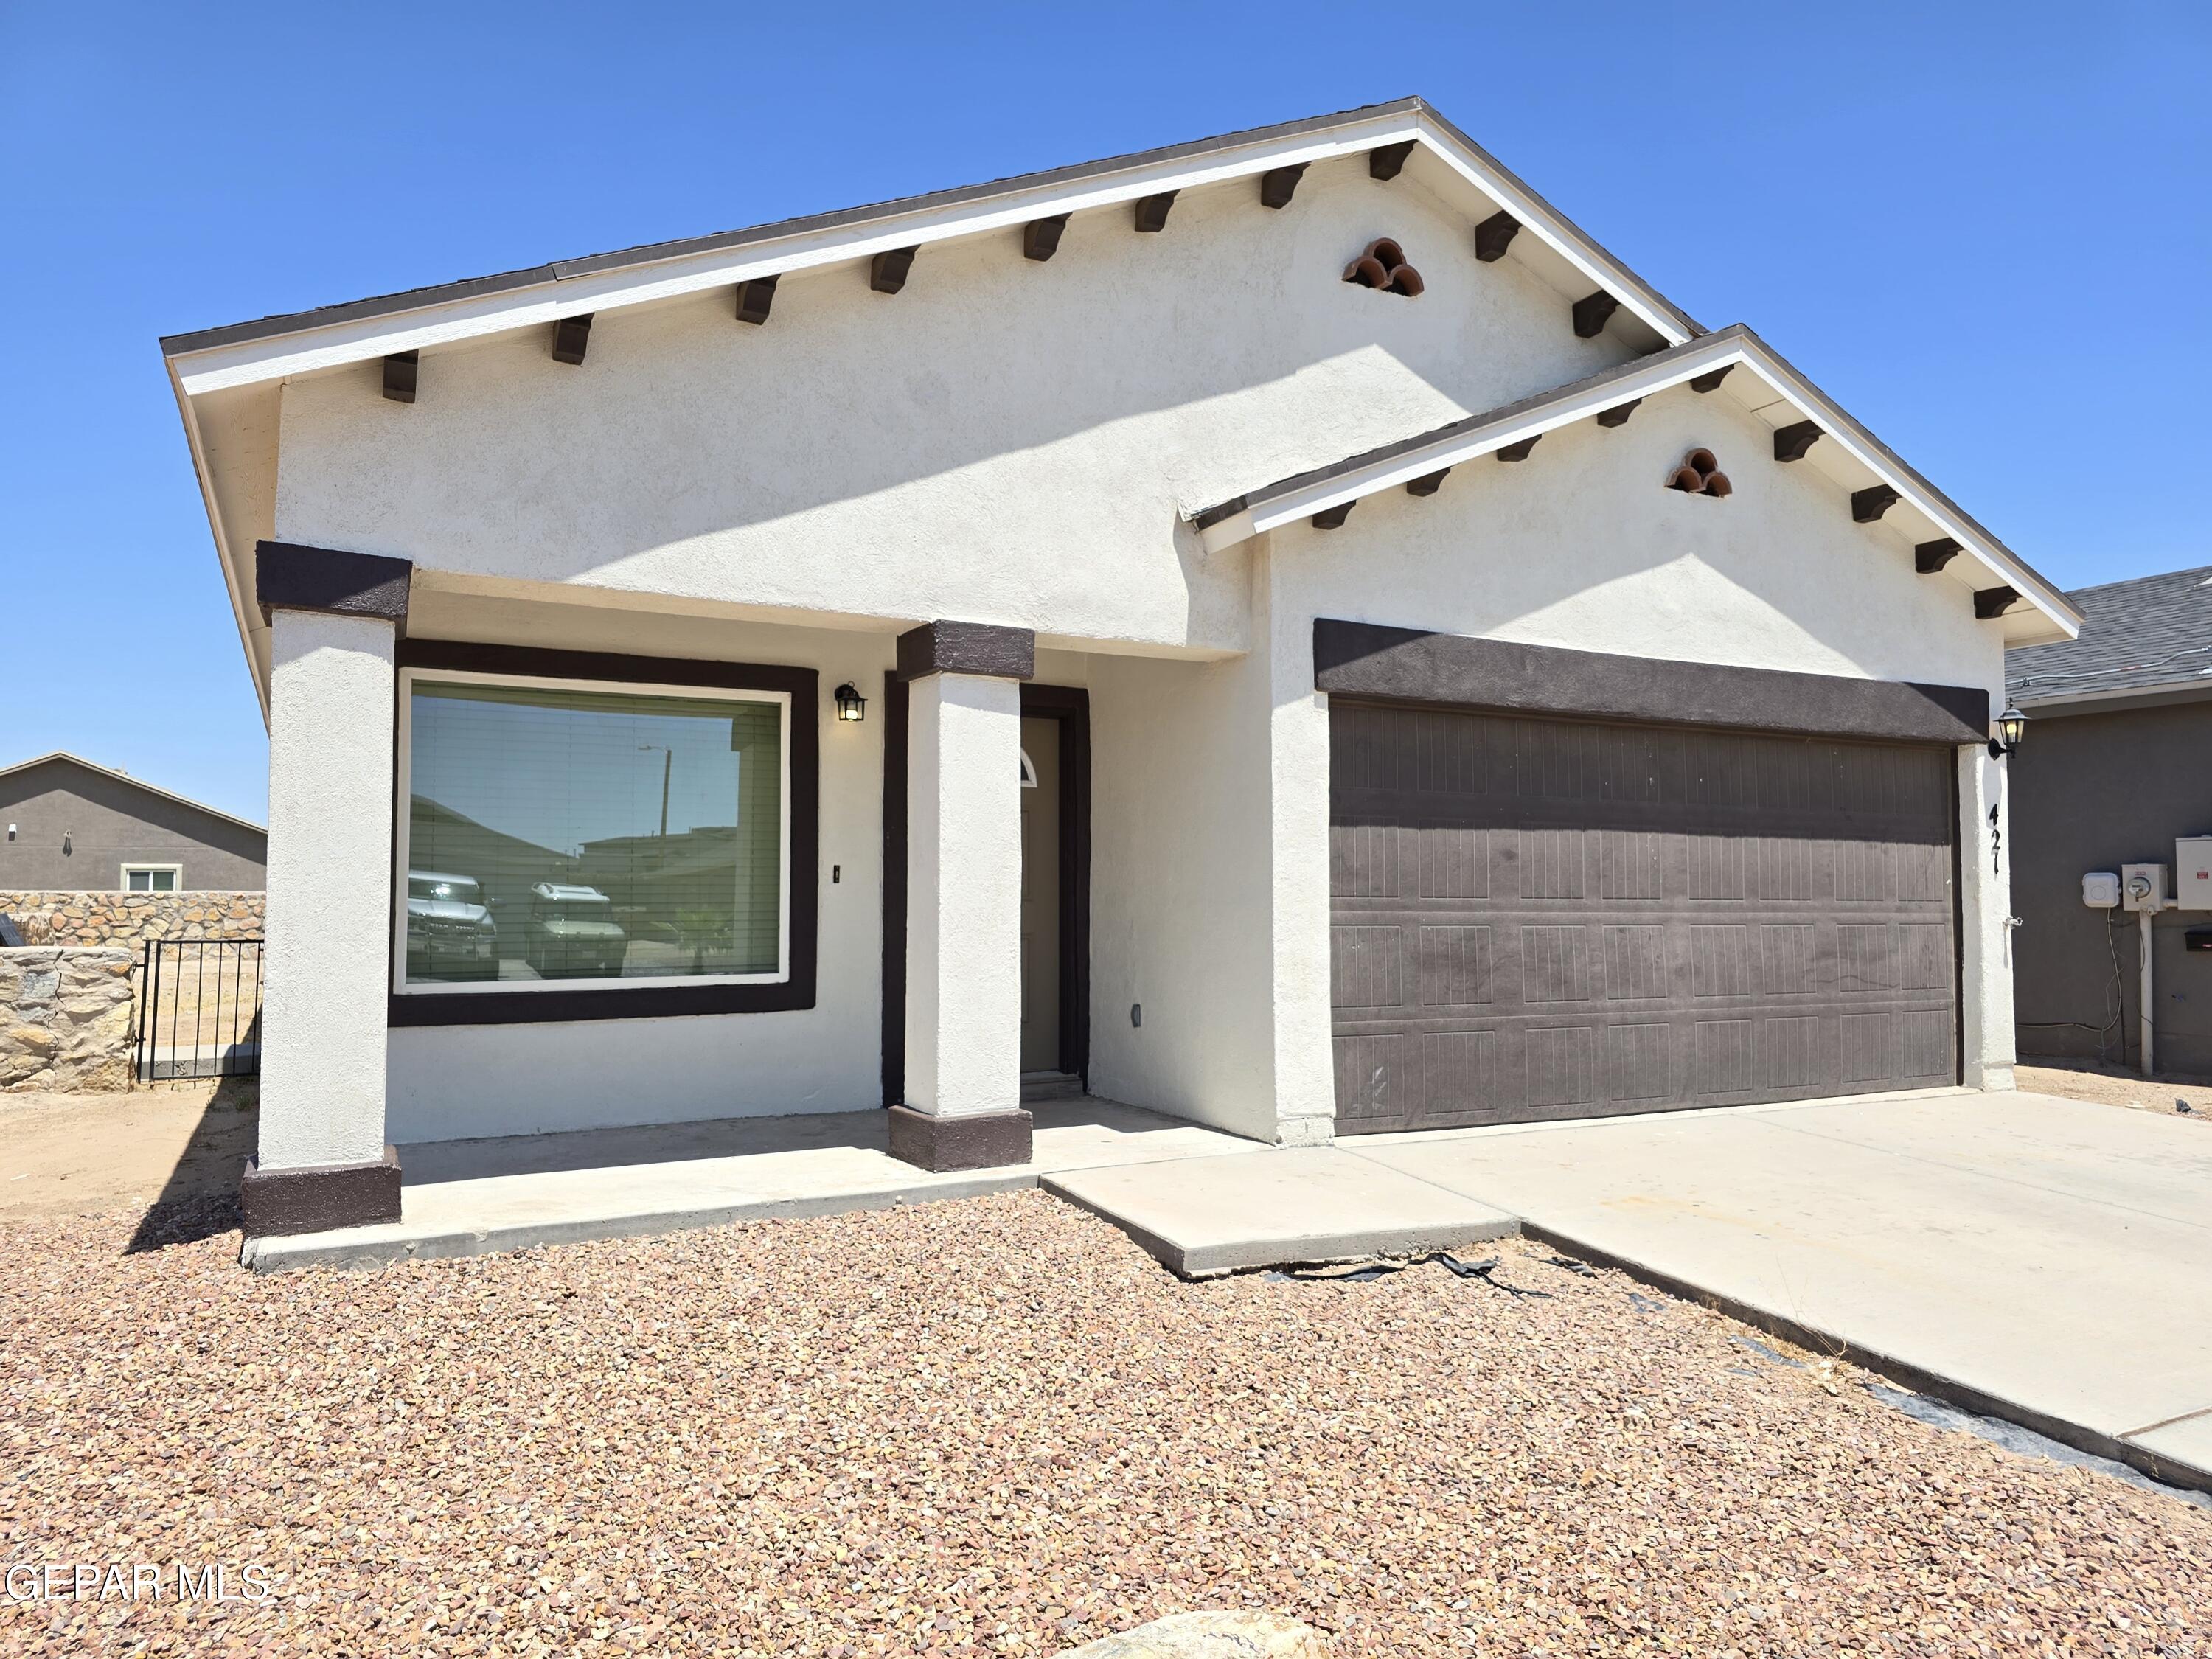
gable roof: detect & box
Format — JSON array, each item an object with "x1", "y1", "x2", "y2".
[
  {"x1": 0, "y1": 752, "x2": 267, "y2": 838},
  {"x1": 2006, "y1": 564, "x2": 2212, "y2": 709},
  {"x1": 1192, "y1": 323, "x2": 2081, "y2": 647},
  {"x1": 159, "y1": 97, "x2": 1700, "y2": 394}
]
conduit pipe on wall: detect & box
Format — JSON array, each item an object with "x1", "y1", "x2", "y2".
[
  {"x1": 2125, "y1": 874, "x2": 2180, "y2": 1076},
  {"x1": 2140, "y1": 904, "x2": 2155, "y2": 1077}
]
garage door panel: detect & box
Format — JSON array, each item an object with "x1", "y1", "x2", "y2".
[{"x1": 1331, "y1": 704, "x2": 1958, "y2": 1132}]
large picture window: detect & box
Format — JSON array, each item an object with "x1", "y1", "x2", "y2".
[{"x1": 394, "y1": 672, "x2": 790, "y2": 995}]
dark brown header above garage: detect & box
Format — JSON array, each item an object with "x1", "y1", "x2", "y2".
[{"x1": 1313, "y1": 619, "x2": 1990, "y2": 746}]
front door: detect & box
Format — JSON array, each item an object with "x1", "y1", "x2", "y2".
[{"x1": 1019, "y1": 716, "x2": 1062, "y2": 1072}]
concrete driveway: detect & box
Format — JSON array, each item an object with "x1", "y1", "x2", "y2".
[{"x1": 1352, "y1": 1088, "x2": 2212, "y2": 1491}]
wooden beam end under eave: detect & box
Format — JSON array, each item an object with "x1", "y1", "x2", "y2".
[
  {"x1": 1851, "y1": 484, "x2": 1901, "y2": 524},
  {"x1": 1688, "y1": 365, "x2": 1734, "y2": 394},
  {"x1": 550, "y1": 314, "x2": 593, "y2": 366},
  {"x1": 1259, "y1": 164, "x2": 1308, "y2": 209},
  {"x1": 1497, "y1": 435, "x2": 1541, "y2": 463},
  {"x1": 1595, "y1": 400, "x2": 1640, "y2": 428},
  {"x1": 1405, "y1": 468, "x2": 1450, "y2": 497},
  {"x1": 871, "y1": 246, "x2": 919, "y2": 294},
  {"x1": 380, "y1": 351, "x2": 418, "y2": 404},
  {"x1": 1474, "y1": 210, "x2": 1520, "y2": 262},
  {"x1": 1571, "y1": 292, "x2": 1621, "y2": 338},
  {"x1": 1133, "y1": 192, "x2": 1177, "y2": 233},
  {"x1": 1023, "y1": 215, "x2": 1070, "y2": 262},
  {"x1": 1368, "y1": 140, "x2": 1416, "y2": 181},
  {"x1": 1974, "y1": 585, "x2": 2021, "y2": 620},
  {"x1": 1311, "y1": 501, "x2": 1354, "y2": 529},
  {"x1": 1772, "y1": 420, "x2": 1823, "y2": 462},
  {"x1": 734, "y1": 275, "x2": 779, "y2": 325},
  {"x1": 1915, "y1": 538, "x2": 1964, "y2": 574}
]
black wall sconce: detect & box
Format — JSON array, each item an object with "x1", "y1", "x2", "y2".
[
  {"x1": 1989, "y1": 706, "x2": 2026, "y2": 759},
  {"x1": 833, "y1": 683, "x2": 867, "y2": 723}
]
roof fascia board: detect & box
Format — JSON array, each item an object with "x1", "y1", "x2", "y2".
[
  {"x1": 1734, "y1": 334, "x2": 2080, "y2": 637},
  {"x1": 1200, "y1": 333, "x2": 1748, "y2": 550},
  {"x1": 0, "y1": 751, "x2": 268, "y2": 836},
  {"x1": 1411, "y1": 107, "x2": 1696, "y2": 346},
  {"x1": 1200, "y1": 327, "x2": 2079, "y2": 641},
  {"x1": 167, "y1": 362, "x2": 271, "y2": 719},
  {"x1": 166, "y1": 98, "x2": 1706, "y2": 397},
  {"x1": 167, "y1": 108, "x2": 1429, "y2": 397}
]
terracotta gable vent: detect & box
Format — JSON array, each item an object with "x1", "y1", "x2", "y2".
[
  {"x1": 1667, "y1": 447, "x2": 1732, "y2": 498},
  {"x1": 1343, "y1": 237, "x2": 1425, "y2": 297}
]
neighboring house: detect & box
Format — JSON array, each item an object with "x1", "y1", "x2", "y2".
[
  {"x1": 2006, "y1": 565, "x2": 2212, "y2": 1075},
  {"x1": 159, "y1": 97, "x2": 2079, "y2": 1240},
  {"x1": 0, "y1": 751, "x2": 265, "y2": 892}
]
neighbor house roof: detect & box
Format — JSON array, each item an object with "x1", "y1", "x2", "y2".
[
  {"x1": 0, "y1": 751, "x2": 266, "y2": 838},
  {"x1": 1192, "y1": 324, "x2": 2081, "y2": 643},
  {"x1": 2006, "y1": 564, "x2": 2212, "y2": 711}
]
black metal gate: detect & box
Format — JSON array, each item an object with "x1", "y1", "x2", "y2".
[{"x1": 136, "y1": 939, "x2": 264, "y2": 1082}]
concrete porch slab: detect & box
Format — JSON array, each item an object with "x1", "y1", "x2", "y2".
[
  {"x1": 242, "y1": 1098, "x2": 1252, "y2": 1272},
  {"x1": 1043, "y1": 1147, "x2": 1517, "y2": 1277},
  {"x1": 1347, "y1": 1088, "x2": 2212, "y2": 1493}
]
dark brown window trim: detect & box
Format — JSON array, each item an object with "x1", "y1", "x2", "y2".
[
  {"x1": 880, "y1": 672, "x2": 909, "y2": 1107},
  {"x1": 389, "y1": 638, "x2": 819, "y2": 1028},
  {"x1": 1019, "y1": 684, "x2": 1091, "y2": 1085}
]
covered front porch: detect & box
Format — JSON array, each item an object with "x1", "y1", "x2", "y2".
[{"x1": 243, "y1": 557, "x2": 1324, "y2": 1243}]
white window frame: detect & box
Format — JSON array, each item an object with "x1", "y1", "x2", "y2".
[
  {"x1": 122, "y1": 863, "x2": 183, "y2": 892},
  {"x1": 392, "y1": 667, "x2": 794, "y2": 998}
]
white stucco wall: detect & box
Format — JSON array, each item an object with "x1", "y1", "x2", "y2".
[
  {"x1": 268, "y1": 153, "x2": 1634, "y2": 655},
  {"x1": 902, "y1": 671, "x2": 1023, "y2": 1118},
  {"x1": 260, "y1": 610, "x2": 397, "y2": 1169},
  {"x1": 1081, "y1": 646, "x2": 1279, "y2": 1141},
  {"x1": 383, "y1": 599, "x2": 891, "y2": 1142}
]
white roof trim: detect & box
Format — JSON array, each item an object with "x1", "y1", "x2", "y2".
[
  {"x1": 1194, "y1": 324, "x2": 2081, "y2": 644},
  {"x1": 161, "y1": 100, "x2": 1697, "y2": 398},
  {"x1": 0, "y1": 751, "x2": 266, "y2": 836}
]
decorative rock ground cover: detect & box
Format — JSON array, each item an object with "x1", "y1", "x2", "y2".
[{"x1": 1, "y1": 1191, "x2": 2205, "y2": 1655}]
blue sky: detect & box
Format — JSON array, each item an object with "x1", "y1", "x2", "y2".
[{"x1": 4, "y1": 1, "x2": 2205, "y2": 824}]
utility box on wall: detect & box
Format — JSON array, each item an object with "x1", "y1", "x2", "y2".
[
  {"x1": 2177, "y1": 838, "x2": 2212, "y2": 910},
  {"x1": 2121, "y1": 863, "x2": 2169, "y2": 914}
]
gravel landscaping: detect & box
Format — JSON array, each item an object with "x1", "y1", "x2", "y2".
[
  {"x1": 3, "y1": 1189, "x2": 2208, "y2": 1657},
  {"x1": 2017, "y1": 1061, "x2": 2212, "y2": 1123}
]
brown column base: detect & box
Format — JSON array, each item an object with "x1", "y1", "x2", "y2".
[
  {"x1": 886, "y1": 1105, "x2": 1034, "y2": 1172},
  {"x1": 240, "y1": 1147, "x2": 403, "y2": 1239}
]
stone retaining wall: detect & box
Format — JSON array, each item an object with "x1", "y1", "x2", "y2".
[
  {"x1": 0, "y1": 891, "x2": 263, "y2": 947},
  {"x1": 1, "y1": 947, "x2": 136, "y2": 1093}
]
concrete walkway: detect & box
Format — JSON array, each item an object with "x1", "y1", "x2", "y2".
[
  {"x1": 242, "y1": 1099, "x2": 1253, "y2": 1272},
  {"x1": 1351, "y1": 1088, "x2": 2212, "y2": 1493}
]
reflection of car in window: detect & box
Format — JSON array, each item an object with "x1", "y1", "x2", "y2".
[
  {"x1": 524, "y1": 883, "x2": 628, "y2": 979},
  {"x1": 405, "y1": 871, "x2": 498, "y2": 981}
]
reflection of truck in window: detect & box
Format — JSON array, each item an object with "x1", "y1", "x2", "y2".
[
  {"x1": 405, "y1": 871, "x2": 498, "y2": 981},
  {"x1": 524, "y1": 883, "x2": 627, "y2": 979}
]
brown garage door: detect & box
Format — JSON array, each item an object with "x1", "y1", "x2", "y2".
[{"x1": 1329, "y1": 703, "x2": 1958, "y2": 1133}]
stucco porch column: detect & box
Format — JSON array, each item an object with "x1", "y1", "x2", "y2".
[
  {"x1": 238, "y1": 543, "x2": 414, "y2": 1238},
  {"x1": 1960, "y1": 743, "x2": 2017, "y2": 1091},
  {"x1": 891, "y1": 621, "x2": 1035, "y2": 1171}
]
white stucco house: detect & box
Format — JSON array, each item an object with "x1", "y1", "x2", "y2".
[{"x1": 162, "y1": 97, "x2": 2079, "y2": 1238}]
